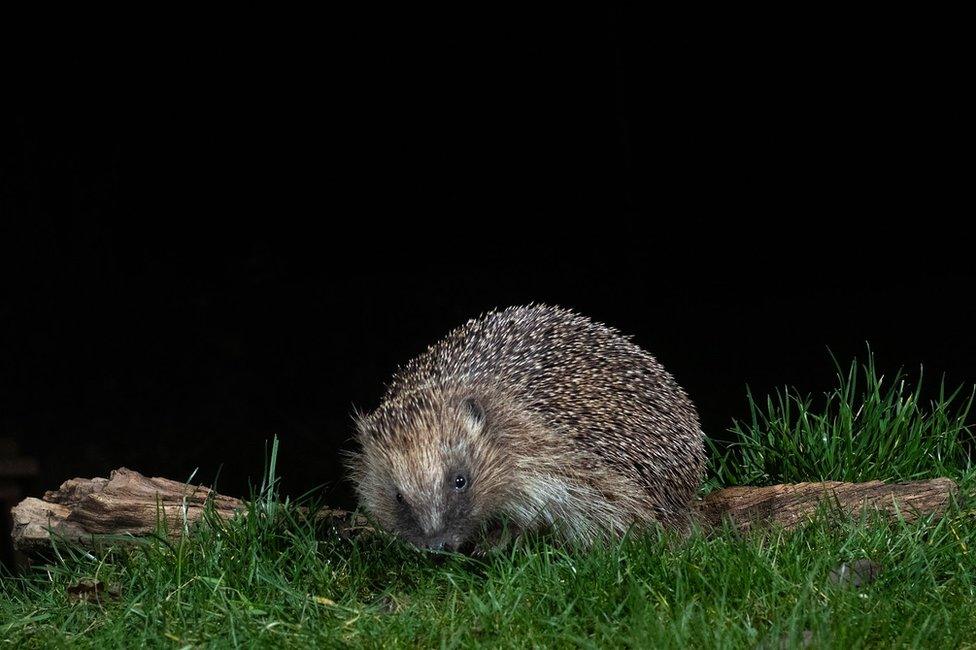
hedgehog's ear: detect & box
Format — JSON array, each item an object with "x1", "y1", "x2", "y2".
[{"x1": 459, "y1": 396, "x2": 485, "y2": 433}]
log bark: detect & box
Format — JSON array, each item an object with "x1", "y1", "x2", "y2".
[
  {"x1": 10, "y1": 467, "x2": 369, "y2": 553},
  {"x1": 695, "y1": 477, "x2": 959, "y2": 531},
  {"x1": 9, "y1": 468, "x2": 960, "y2": 552}
]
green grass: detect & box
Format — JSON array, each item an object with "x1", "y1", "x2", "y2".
[
  {"x1": 2, "y1": 351, "x2": 974, "y2": 648},
  {"x1": 709, "y1": 347, "x2": 974, "y2": 487}
]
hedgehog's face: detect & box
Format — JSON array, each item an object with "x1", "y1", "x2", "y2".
[{"x1": 351, "y1": 393, "x2": 509, "y2": 552}]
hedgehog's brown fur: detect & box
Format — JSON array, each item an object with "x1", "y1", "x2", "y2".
[{"x1": 347, "y1": 305, "x2": 706, "y2": 551}]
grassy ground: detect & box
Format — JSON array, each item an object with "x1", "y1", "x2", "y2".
[{"x1": 2, "y1": 351, "x2": 974, "y2": 648}]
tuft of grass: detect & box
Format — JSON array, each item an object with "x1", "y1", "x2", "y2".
[{"x1": 710, "y1": 347, "x2": 975, "y2": 487}]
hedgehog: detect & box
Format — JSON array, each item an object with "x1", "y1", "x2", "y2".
[{"x1": 347, "y1": 304, "x2": 705, "y2": 552}]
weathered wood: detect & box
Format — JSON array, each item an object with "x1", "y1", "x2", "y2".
[
  {"x1": 696, "y1": 477, "x2": 959, "y2": 531},
  {"x1": 9, "y1": 468, "x2": 960, "y2": 552},
  {"x1": 10, "y1": 468, "x2": 244, "y2": 553}
]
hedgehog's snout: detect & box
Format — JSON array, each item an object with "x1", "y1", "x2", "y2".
[
  {"x1": 418, "y1": 530, "x2": 457, "y2": 553},
  {"x1": 396, "y1": 518, "x2": 462, "y2": 553}
]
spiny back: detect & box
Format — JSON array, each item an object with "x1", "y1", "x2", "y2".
[{"x1": 383, "y1": 304, "x2": 705, "y2": 521}]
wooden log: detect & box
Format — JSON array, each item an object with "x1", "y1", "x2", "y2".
[
  {"x1": 10, "y1": 467, "x2": 369, "y2": 553},
  {"x1": 10, "y1": 468, "x2": 240, "y2": 553},
  {"x1": 695, "y1": 477, "x2": 960, "y2": 531},
  {"x1": 9, "y1": 468, "x2": 960, "y2": 552}
]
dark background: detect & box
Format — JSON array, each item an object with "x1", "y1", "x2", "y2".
[{"x1": 2, "y1": 9, "x2": 972, "y2": 556}]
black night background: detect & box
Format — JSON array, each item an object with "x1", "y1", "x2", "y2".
[{"x1": 2, "y1": 10, "x2": 972, "y2": 570}]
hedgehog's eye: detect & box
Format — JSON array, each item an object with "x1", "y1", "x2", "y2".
[
  {"x1": 395, "y1": 492, "x2": 404, "y2": 503},
  {"x1": 454, "y1": 474, "x2": 467, "y2": 490}
]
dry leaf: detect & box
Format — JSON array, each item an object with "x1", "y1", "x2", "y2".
[{"x1": 67, "y1": 578, "x2": 121, "y2": 603}]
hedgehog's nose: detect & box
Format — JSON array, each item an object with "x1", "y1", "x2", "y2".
[{"x1": 422, "y1": 534, "x2": 455, "y2": 552}]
